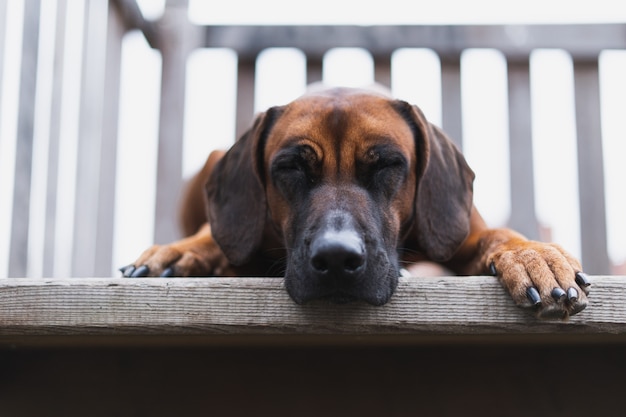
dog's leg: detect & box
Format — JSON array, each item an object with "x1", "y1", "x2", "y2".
[
  {"x1": 448, "y1": 208, "x2": 590, "y2": 319},
  {"x1": 121, "y1": 150, "x2": 232, "y2": 277},
  {"x1": 120, "y1": 223, "x2": 232, "y2": 277}
]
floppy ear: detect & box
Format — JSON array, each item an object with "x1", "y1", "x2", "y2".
[
  {"x1": 205, "y1": 107, "x2": 283, "y2": 265},
  {"x1": 395, "y1": 101, "x2": 475, "y2": 261}
]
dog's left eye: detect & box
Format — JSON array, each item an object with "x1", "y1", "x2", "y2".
[
  {"x1": 359, "y1": 150, "x2": 408, "y2": 197},
  {"x1": 364, "y1": 151, "x2": 407, "y2": 174}
]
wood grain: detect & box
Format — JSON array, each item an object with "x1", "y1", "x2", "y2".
[{"x1": 1, "y1": 276, "x2": 625, "y2": 339}]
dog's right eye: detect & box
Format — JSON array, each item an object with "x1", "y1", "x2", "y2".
[
  {"x1": 272, "y1": 154, "x2": 308, "y2": 176},
  {"x1": 271, "y1": 147, "x2": 318, "y2": 196}
]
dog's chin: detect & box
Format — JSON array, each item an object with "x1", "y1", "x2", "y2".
[{"x1": 284, "y1": 267, "x2": 399, "y2": 306}]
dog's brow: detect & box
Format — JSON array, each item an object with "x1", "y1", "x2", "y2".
[
  {"x1": 363, "y1": 142, "x2": 404, "y2": 157},
  {"x1": 283, "y1": 135, "x2": 313, "y2": 146},
  {"x1": 364, "y1": 135, "x2": 398, "y2": 146}
]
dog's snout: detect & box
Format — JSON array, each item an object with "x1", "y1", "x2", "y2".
[{"x1": 310, "y1": 230, "x2": 365, "y2": 277}]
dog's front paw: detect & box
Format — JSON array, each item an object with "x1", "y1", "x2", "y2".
[
  {"x1": 120, "y1": 241, "x2": 230, "y2": 278},
  {"x1": 488, "y1": 240, "x2": 590, "y2": 319}
]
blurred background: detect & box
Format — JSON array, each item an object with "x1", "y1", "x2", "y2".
[{"x1": 1, "y1": 0, "x2": 625, "y2": 278}]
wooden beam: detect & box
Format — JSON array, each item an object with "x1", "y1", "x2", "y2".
[
  {"x1": 42, "y1": 0, "x2": 68, "y2": 277},
  {"x1": 374, "y1": 53, "x2": 392, "y2": 89},
  {"x1": 72, "y1": 0, "x2": 109, "y2": 277},
  {"x1": 8, "y1": 0, "x2": 41, "y2": 277},
  {"x1": 109, "y1": 0, "x2": 159, "y2": 47},
  {"x1": 573, "y1": 58, "x2": 610, "y2": 275},
  {"x1": 0, "y1": 1, "x2": 7, "y2": 120},
  {"x1": 1, "y1": 276, "x2": 625, "y2": 344},
  {"x1": 441, "y1": 58, "x2": 463, "y2": 150},
  {"x1": 94, "y1": 1, "x2": 125, "y2": 276},
  {"x1": 235, "y1": 58, "x2": 256, "y2": 140},
  {"x1": 202, "y1": 24, "x2": 626, "y2": 61},
  {"x1": 153, "y1": 1, "x2": 201, "y2": 245},
  {"x1": 306, "y1": 57, "x2": 323, "y2": 84},
  {"x1": 507, "y1": 58, "x2": 539, "y2": 240}
]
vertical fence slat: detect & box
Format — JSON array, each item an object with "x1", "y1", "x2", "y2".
[
  {"x1": 440, "y1": 57, "x2": 463, "y2": 150},
  {"x1": 42, "y1": 0, "x2": 67, "y2": 277},
  {"x1": 235, "y1": 58, "x2": 256, "y2": 140},
  {"x1": 573, "y1": 58, "x2": 610, "y2": 274},
  {"x1": 374, "y1": 54, "x2": 392, "y2": 89},
  {"x1": 71, "y1": 0, "x2": 109, "y2": 277},
  {"x1": 306, "y1": 57, "x2": 323, "y2": 85},
  {"x1": 93, "y1": 2, "x2": 124, "y2": 276},
  {"x1": 154, "y1": 0, "x2": 200, "y2": 244},
  {"x1": 0, "y1": 0, "x2": 7, "y2": 116},
  {"x1": 0, "y1": 0, "x2": 9, "y2": 277},
  {"x1": 507, "y1": 58, "x2": 539, "y2": 241},
  {"x1": 8, "y1": 0, "x2": 41, "y2": 277}
]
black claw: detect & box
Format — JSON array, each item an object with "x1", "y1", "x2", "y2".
[
  {"x1": 526, "y1": 287, "x2": 542, "y2": 306},
  {"x1": 130, "y1": 265, "x2": 149, "y2": 277},
  {"x1": 551, "y1": 287, "x2": 567, "y2": 302},
  {"x1": 122, "y1": 265, "x2": 136, "y2": 277},
  {"x1": 567, "y1": 287, "x2": 579, "y2": 303},
  {"x1": 160, "y1": 267, "x2": 174, "y2": 277},
  {"x1": 575, "y1": 272, "x2": 591, "y2": 288},
  {"x1": 489, "y1": 262, "x2": 497, "y2": 276}
]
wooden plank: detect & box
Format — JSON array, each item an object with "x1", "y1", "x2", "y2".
[
  {"x1": 42, "y1": 0, "x2": 67, "y2": 277},
  {"x1": 109, "y1": 0, "x2": 158, "y2": 47},
  {"x1": 0, "y1": 0, "x2": 7, "y2": 117},
  {"x1": 306, "y1": 57, "x2": 323, "y2": 84},
  {"x1": 507, "y1": 58, "x2": 539, "y2": 240},
  {"x1": 440, "y1": 57, "x2": 463, "y2": 149},
  {"x1": 8, "y1": 0, "x2": 41, "y2": 277},
  {"x1": 373, "y1": 53, "x2": 392, "y2": 89},
  {"x1": 71, "y1": 0, "x2": 108, "y2": 277},
  {"x1": 573, "y1": 59, "x2": 610, "y2": 274},
  {"x1": 93, "y1": 1, "x2": 125, "y2": 276},
  {"x1": 0, "y1": 276, "x2": 624, "y2": 339},
  {"x1": 235, "y1": 58, "x2": 256, "y2": 140},
  {"x1": 202, "y1": 24, "x2": 626, "y2": 61},
  {"x1": 153, "y1": 0, "x2": 201, "y2": 244}
]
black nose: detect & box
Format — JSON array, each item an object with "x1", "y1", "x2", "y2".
[{"x1": 310, "y1": 230, "x2": 366, "y2": 277}]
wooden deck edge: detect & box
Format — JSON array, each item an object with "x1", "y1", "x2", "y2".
[{"x1": 1, "y1": 276, "x2": 625, "y2": 346}]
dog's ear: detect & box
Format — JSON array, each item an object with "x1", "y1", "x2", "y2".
[
  {"x1": 394, "y1": 101, "x2": 475, "y2": 261},
  {"x1": 205, "y1": 106, "x2": 283, "y2": 265}
]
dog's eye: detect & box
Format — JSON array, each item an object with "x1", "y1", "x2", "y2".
[
  {"x1": 273, "y1": 158, "x2": 303, "y2": 172},
  {"x1": 379, "y1": 155, "x2": 406, "y2": 170},
  {"x1": 271, "y1": 146, "x2": 319, "y2": 196},
  {"x1": 364, "y1": 149, "x2": 406, "y2": 173},
  {"x1": 365, "y1": 148, "x2": 380, "y2": 163},
  {"x1": 273, "y1": 147, "x2": 316, "y2": 173},
  {"x1": 359, "y1": 148, "x2": 408, "y2": 198}
]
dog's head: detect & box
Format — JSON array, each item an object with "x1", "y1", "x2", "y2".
[{"x1": 206, "y1": 88, "x2": 474, "y2": 305}]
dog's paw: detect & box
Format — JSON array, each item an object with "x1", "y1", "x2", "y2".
[
  {"x1": 488, "y1": 241, "x2": 590, "y2": 319},
  {"x1": 120, "y1": 242, "x2": 230, "y2": 278}
]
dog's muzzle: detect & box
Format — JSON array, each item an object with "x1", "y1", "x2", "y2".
[{"x1": 284, "y1": 209, "x2": 398, "y2": 306}]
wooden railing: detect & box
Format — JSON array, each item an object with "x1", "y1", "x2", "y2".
[
  {"x1": 1, "y1": 0, "x2": 624, "y2": 278},
  {"x1": 2, "y1": 275, "x2": 626, "y2": 343}
]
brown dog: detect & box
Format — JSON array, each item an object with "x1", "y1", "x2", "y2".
[{"x1": 122, "y1": 87, "x2": 590, "y2": 318}]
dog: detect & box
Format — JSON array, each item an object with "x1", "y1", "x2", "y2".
[{"x1": 122, "y1": 86, "x2": 590, "y2": 319}]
